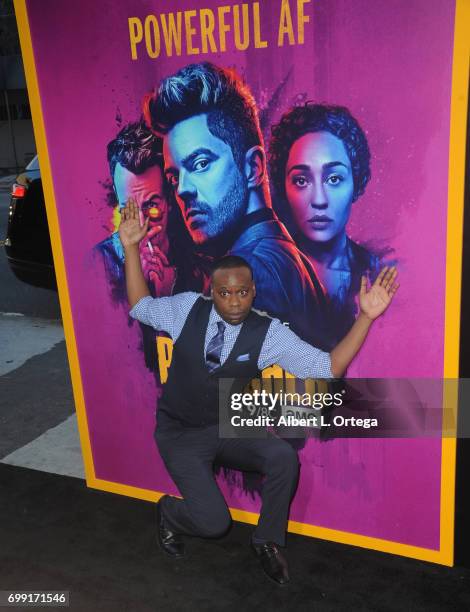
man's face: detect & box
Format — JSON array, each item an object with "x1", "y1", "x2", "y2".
[
  {"x1": 163, "y1": 114, "x2": 248, "y2": 245},
  {"x1": 284, "y1": 131, "x2": 354, "y2": 243},
  {"x1": 211, "y1": 266, "x2": 256, "y2": 325},
  {"x1": 113, "y1": 162, "x2": 169, "y2": 240}
]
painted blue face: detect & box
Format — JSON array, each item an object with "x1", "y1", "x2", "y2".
[
  {"x1": 284, "y1": 131, "x2": 355, "y2": 244},
  {"x1": 163, "y1": 114, "x2": 248, "y2": 245}
]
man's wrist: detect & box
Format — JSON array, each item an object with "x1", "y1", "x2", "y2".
[
  {"x1": 357, "y1": 312, "x2": 374, "y2": 327},
  {"x1": 123, "y1": 243, "x2": 140, "y2": 255}
]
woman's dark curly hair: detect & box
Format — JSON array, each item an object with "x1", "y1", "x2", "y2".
[{"x1": 268, "y1": 103, "x2": 371, "y2": 213}]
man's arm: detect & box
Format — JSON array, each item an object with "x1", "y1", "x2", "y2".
[
  {"x1": 125, "y1": 244, "x2": 151, "y2": 307},
  {"x1": 119, "y1": 199, "x2": 201, "y2": 336},
  {"x1": 258, "y1": 321, "x2": 333, "y2": 379},
  {"x1": 119, "y1": 199, "x2": 150, "y2": 307},
  {"x1": 259, "y1": 266, "x2": 398, "y2": 379},
  {"x1": 330, "y1": 267, "x2": 399, "y2": 377},
  {"x1": 330, "y1": 312, "x2": 373, "y2": 377}
]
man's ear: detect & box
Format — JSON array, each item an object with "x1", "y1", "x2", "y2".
[
  {"x1": 252, "y1": 282, "x2": 256, "y2": 298},
  {"x1": 244, "y1": 146, "x2": 266, "y2": 189}
]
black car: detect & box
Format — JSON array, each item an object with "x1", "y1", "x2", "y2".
[{"x1": 4, "y1": 156, "x2": 56, "y2": 290}]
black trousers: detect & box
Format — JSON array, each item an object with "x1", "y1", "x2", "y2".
[{"x1": 155, "y1": 424, "x2": 300, "y2": 547}]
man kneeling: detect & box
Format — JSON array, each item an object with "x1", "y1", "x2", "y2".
[{"x1": 119, "y1": 199, "x2": 399, "y2": 586}]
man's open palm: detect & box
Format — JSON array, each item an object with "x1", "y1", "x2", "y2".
[
  {"x1": 359, "y1": 266, "x2": 399, "y2": 320},
  {"x1": 118, "y1": 199, "x2": 149, "y2": 248}
]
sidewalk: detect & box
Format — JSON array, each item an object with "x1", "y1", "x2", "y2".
[{"x1": 0, "y1": 313, "x2": 77, "y2": 465}]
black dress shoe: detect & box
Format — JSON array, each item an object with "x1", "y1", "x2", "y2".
[
  {"x1": 156, "y1": 496, "x2": 185, "y2": 558},
  {"x1": 251, "y1": 540, "x2": 290, "y2": 586}
]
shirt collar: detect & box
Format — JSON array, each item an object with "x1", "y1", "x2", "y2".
[{"x1": 209, "y1": 304, "x2": 243, "y2": 331}]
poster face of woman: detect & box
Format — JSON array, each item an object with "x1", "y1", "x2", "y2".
[
  {"x1": 268, "y1": 104, "x2": 383, "y2": 344},
  {"x1": 285, "y1": 131, "x2": 355, "y2": 246}
]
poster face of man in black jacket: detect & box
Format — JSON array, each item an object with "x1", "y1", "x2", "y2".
[{"x1": 144, "y1": 61, "x2": 330, "y2": 349}]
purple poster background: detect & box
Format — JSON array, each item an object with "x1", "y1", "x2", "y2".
[{"x1": 26, "y1": 0, "x2": 455, "y2": 549}]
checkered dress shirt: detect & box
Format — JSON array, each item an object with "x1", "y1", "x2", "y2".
[{"x1": 130, "y1": 292, "x2": 333, "y2": 379}]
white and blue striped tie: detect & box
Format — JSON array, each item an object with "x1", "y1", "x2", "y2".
[{"x1": 205, "y1": 321, "x2": 226, "y2": 372}]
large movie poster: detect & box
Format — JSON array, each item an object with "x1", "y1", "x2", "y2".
[{"x1": 16, "y1": 0, "x2": 468, "y2": 564}]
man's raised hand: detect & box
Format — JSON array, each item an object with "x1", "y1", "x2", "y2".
[
  {"x1": 118, "y1": 198, "x2": 149, "y2": 248},
  {"x1": 359, "y1": 266, "x2": 399, "y2": 321}
]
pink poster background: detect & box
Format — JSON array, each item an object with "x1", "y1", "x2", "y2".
[{"x1": 26, "y1": 0, "x2": 456, "y2": 549}]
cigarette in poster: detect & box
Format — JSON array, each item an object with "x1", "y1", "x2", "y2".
[{"x1": 147, "y1": 241, "x2": 154, "y2": 255}]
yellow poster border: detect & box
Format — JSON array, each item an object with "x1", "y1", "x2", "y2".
[{"x1": 13, "y1": 0, "x2": 470, "y2": 567}]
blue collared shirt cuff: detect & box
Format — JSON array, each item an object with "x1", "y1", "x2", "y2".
[
  {"x1": 324, "y1": 352, "x2": 334, "y2": 378},
  {"x1": 129, "y1": 295, "x2": 154, "y2": 322}
]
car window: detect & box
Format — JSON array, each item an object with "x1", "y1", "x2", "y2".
[{"x1": 26, "y1": 155, "x2": 39, "y2": 171}]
